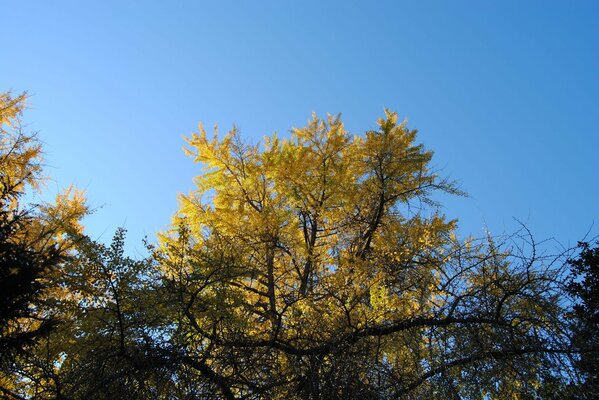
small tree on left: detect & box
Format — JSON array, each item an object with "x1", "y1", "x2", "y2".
[{"x1": 0, "y1": 91, "x2": 87, "y2": 397}]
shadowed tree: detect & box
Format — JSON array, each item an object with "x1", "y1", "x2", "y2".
[
  {"x1": 39, "y1": 230, "x2": 176, "y2": 399},
  {"x1": 567, "y1": 240, "x2": 598, "y2": 398}
]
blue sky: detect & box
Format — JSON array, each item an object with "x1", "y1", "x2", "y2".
[{"x1": 2, "y1": 1, "x2": 597, "y2": 255}]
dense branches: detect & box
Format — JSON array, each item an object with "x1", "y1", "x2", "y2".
[
  {"x1": 156, "y1": 111, "x2": 578, "y2": 399},
  {"x1": 0, "y1": 104, "x2": 588, "y2": 399}
]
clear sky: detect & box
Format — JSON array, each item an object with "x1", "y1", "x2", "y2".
[{"x1": 2, "y1": 1, "x2": 597, "y2": 255}]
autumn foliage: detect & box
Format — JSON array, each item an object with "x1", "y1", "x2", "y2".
[{"x1": 0, "y1": 93, "x2": 592, "y2": 399}]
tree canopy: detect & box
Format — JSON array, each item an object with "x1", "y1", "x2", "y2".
[
  {"x1": 0, "y1": 99, "x2": 591, "y2": 399},
  {"x1": 155, "y1": 111, "x2": 578, "y2": 399}
]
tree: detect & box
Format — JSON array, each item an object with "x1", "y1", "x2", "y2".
[
  {"x1": 33, "y1": 229, "x2": 177, "y2": 399},
  {"x1": 2, "y1": 227, "x2": 185, "y2": 400},
  {"x1": 157, "y1": 111, "x2": 574, "y2": 399},
  {"x1": 0, "y1": 91, "x2": 87, "y2": 397},
  {"x1": 567, "y1": 240, "x2": 598, "y2": 398}
]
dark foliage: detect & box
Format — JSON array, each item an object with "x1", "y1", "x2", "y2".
[
  {"x1": 567, "y1": 241, "x2": 599, "y2": 397},
  {"x1": 0, "y1": 176, "x2": 61, "y2": 370}
]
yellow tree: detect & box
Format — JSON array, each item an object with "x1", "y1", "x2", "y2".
[
  {"x1": 0, "y1": 91, "x2": 87, "y2": 398},
  {"x1": 159, "y1": 111, "x2": 572, "y2": 399}
]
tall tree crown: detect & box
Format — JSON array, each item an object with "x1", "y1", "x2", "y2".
[{"x1": 154, "y1": 112, "x2": 571, "y2": 399}]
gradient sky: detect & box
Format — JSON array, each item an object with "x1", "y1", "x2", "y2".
[{"x1": 2, "y1": 1, "x2": 597, "y2": 256}]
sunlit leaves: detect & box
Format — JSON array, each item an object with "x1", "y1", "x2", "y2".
[
  {"x1": 157, "y1": 110, "x2": 479, "y2": 397},
  {"x1": 0, "y1": 91, "x2": 88, "y2": 398}
]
